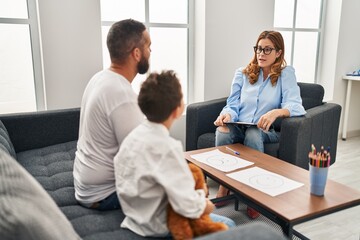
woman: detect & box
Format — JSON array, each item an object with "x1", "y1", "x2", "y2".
[{"x1": 213, "y1": 30, "x2": 306, "y2": 218}]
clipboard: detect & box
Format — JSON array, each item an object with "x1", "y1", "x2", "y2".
[{"x1": 225, "y1": 121, "x2": 257, "y2": 126}]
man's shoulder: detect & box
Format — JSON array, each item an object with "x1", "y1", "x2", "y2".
[{"x1": 94, "y1": 71, "x2": 134, "y2": 99}]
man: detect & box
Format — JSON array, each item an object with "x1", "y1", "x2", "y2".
[{"x1": 73, "y1": 19, "x2": 151, "y2": 210}]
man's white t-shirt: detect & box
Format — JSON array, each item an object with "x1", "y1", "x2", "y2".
[{"x1": 73, "y1": 69, "x2": 143, "y2": 205}]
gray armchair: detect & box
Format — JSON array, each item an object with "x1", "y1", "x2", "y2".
[{"x1": 186, "y1": 82, "x2": 342, "y2": 170}]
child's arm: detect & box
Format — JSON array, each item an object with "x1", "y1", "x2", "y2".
[
  {"x1": 203, "y1": 182, "x2": 209, "y2": 198},
  {"x1": 203, "y1": 199, "x2": 215, "y2": 215}
]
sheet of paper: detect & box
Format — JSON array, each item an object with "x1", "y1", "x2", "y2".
[
  {"x1": 226, "y1": 167, "x2": 304, "y2": 197},
  {"x1": 190, "y1": 149, "x2": 253, "y2": 172}
]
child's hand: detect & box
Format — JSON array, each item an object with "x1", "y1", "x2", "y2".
[
  {"x1": 203, "y1": 199, "x2": 214, "y2": 215},
  {"x1": 203, "y1": 183, "x2": 209, "y2": 198}
]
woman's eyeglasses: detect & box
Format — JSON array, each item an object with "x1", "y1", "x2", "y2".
[{"x1": 253, "y1": 46, "x2": 277, "y2": 55}]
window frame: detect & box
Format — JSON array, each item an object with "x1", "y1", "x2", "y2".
[
  {"x1": 273, "y1": 0, "x2": 326, "y2": 83},
  {"x1": 0, "y1": 0, "x2": 45, "y2": 111},
  {"x1": 100, "y1": 0, "x2": 194, "y2": 103}
]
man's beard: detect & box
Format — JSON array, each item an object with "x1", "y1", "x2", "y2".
[{"x1": 137, "y1": 55, "x2": 149, "y2": 74}]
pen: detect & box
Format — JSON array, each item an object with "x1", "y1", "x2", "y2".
[{"x1": 225, "y1": 146, "x2": 240, "y2": 155}]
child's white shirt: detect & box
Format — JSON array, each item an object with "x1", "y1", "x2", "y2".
[{"x1": 114, "y1": 120, "x2": 206, "y2": 237}]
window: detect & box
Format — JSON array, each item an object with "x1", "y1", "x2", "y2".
[
  {"x1": 100, "y1": 0, "x2": 193, "y2": 103},
  {"x1": 0, "y1": 0, "x2": 43, "y2": 114},
  {"x1": 274, "y1": 0, "x2": 325, "y2": 83}
]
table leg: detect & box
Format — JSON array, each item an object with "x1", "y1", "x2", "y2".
[
  {"x1": 292, "y1": 228, "x2": 311, "y2": 240},
  {"x1": 342, "y1": 80, "x2": 352, "y2": 140}
]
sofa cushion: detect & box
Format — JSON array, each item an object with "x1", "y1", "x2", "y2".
[
  {"x1": 16, "y1": 141, "x2": 78, "y2": 206},
  {"x1": 0, "y1": 121, "x2": 16, "y2": 159},
  {"x1": 0, "y1": 149, "x2": 80, "y2": 240},
  {"x1": 198, "y1": 133, "x2": 216, "y2": 149},
  {"x1": 15, "y1": 141, "x2": 162, "y2": 240}
]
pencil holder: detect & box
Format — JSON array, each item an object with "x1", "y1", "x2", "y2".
[{"x1": 309, "y1": 164, "x2": 329, "y2": 196}]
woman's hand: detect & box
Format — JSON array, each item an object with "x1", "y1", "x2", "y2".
[
  {"x1": 257, "y1": 110, "x2": 279, "y2": 131},
  {"x1": 257, "y1": 109, "x2": 289, "y2": 131},
  {"x1": 214, "y1": 113, "x2": 231, "y2": 126}
]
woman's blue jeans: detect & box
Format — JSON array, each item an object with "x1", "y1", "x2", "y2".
[{"x1": 215, "y1": 125, "x2": 279, "y2": 152}]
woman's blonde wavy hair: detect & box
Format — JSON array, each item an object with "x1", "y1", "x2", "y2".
[{"x1": 242, "y1": 31, "x2": 286, "y2": 86}]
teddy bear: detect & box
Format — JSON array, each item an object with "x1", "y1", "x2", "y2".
[{"x1": 167, "y1": 163, "x2": 229, "y2": 240}]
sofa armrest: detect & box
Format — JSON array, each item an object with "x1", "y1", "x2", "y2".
[
  {"x1": 186, "y1": 98, "x2": 227, "y2": 151},
  {"x1": 0, "y1": 108, "x2": 80, "y2": 153},
  {"x1": 278, "y1": 103, "x2": 341, "y2": 170}
]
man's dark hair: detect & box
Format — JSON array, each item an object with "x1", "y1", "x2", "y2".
[
  {"x1": 138, "y1": 70, "x2": 183, "y2": 123},
  {"x1": 107, "y1": 19, "x2": 146, "y2": 64}
]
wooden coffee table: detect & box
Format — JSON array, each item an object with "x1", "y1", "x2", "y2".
[{"x1": 184, "y1": 144, "x2": 360, "y2": 239}]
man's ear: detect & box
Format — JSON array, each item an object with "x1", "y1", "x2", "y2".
[{"x1": 132, "y1": 47, "x2": 141, "y2": 62}]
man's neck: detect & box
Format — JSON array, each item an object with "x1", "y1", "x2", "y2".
[{"x1": 109, "y1": 63, "x2": 136, "y2": 83}]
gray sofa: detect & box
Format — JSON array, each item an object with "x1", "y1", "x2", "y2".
[
  {"x1": 0, "y1": 108, "x2": 285, "y2": 240},
  {"x1": 186, "y1": 82, "x2": 342, "y2": 170}
]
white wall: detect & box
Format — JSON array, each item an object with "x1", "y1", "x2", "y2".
[
  {"x1": 332, "y1": 0, "x2": 360, "y2": 137},
  {"x1": 192, "y1": 0, "x2": 205, "y2": 103},
  {"x1": 319, "y1": 0, "x2": 360, "y2": 138},
  {"x1": 38, "y1": 0, "x2": 103, "y2": 110},
  {"x1": 201, "y1": 0, "x2": 275, "y2": 101},
  {"x1": 318, "y1": 0, "x2": 342, "y2": 102}
]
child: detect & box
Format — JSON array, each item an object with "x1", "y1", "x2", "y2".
[{"x1": 114, "y1": 70, "x2": 235, "y2": 237}]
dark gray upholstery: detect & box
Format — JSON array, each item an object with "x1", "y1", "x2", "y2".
[
  {"x1": 0, "y1": 149, "x2": 80, "y2": 240},
  {"x1": 196, "y1": 223, "x2": 286, "y2": 240},
  {"x1": 0, "y1": 109, "x2": 149, "y2": 240},
  {"x1": 0, "y1": 120, "x2": 16, "y2": 159},
  {"x1": 186, "y1": 82, "x2": 342, "y2": 170},
  {"x1": 0, "y1": 108, "x2": 286, "y2": 239},
  {"x1": 15, "y1": 141, "x2": 149, "y2": 239},
  {"x1": 0, "y1": 108, "x2": 80, "y2": 153}
]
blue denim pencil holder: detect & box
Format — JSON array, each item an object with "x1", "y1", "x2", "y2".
[{"x1": 309, "y1": 164, "x2": 329, "y2": 196}]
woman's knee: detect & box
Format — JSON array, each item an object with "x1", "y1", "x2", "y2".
[
  {"x1": 215, "y1": 126, "x2": 233, "y2": 146},
  {"x1": 217, "y1": 126, "x2": 230, "y2": 133},
  {"x1": 244, "y1": 127, "x2": 264, "y2": 152}
]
